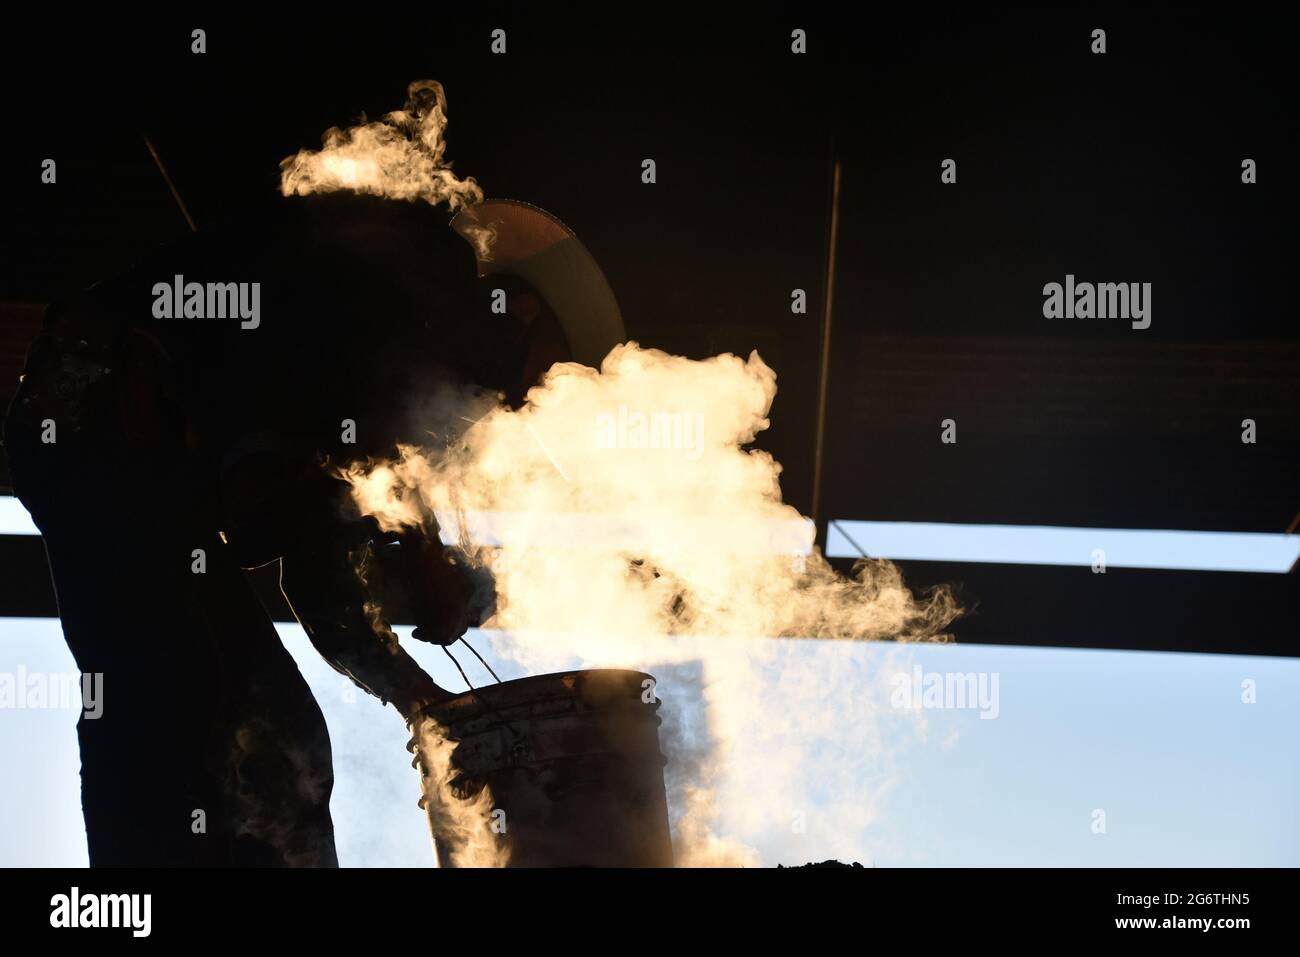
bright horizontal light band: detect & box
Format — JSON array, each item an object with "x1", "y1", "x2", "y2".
[
  {"x1": 826, "y1": 520, "x2": 1300, "y2": 574},
  {"x1": 6, "y1": 496, "x2": 1295, "y2": 571},
  {"x1": 433, "y1": 511, "x2": 814, "y2": 553},
  {"x1": 0, "y1": 498, "x2": 39, "y2": 536},
  {"x1": 0, "y1": 497, "x2": 814, "y2": 554}
]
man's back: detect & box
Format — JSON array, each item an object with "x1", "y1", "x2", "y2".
[{"x1": 2, "y1": 194, "x2": 491, "y2": 865}]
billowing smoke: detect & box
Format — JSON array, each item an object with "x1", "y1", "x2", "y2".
[
  {"x1": 410, "y1": 716, "x2": 510, "y2": 868},
  {"x1": 342, "y1": 343, "x2": 960, "y2": 864},
  {"x1": 288, "y1": 78, "x2": 961, "y2": 864},
  {"x1": 279, "y1": 80, "x2": 494, "y2": 257}
]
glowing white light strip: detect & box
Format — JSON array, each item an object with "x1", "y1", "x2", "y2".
[
  {"x1": 6, "y1": 496, "x2": 1295, "y2": 572},
  {"x1": 433, "y1": 510, "x2": 815, "y2": 554},
  {"x1": 826, "y1": 520, "x2": 1300, "y2": 574},
  {"x1": 0, "y1": 497, "x2": 814, "y2": 555},
  {"x1": 0, "y1": 497, "x2": 39, "y2": 536}
]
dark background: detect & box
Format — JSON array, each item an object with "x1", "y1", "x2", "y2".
[{"x1": 1, "y1": 5, "x2": 1295, "y2": 654}]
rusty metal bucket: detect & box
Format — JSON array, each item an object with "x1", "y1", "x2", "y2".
[{"x1": 412, "y1": 669, "x2": 675, "y2": 867}]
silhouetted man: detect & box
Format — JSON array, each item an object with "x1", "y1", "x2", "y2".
[{"x1": 3, "y1": 193, "x2": 623, "y2": 865}]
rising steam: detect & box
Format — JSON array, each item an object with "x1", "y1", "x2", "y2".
[
  {"x1": 279, "y1": 80, "x2": 494, "y2": 256},
  {"x1": 410, "y1": 717, "x2": 510, "y2": 868},
  {"x1": 343, "y1": 343, "x2": 960, "y2": 864}
]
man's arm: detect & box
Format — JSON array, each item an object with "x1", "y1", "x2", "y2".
[
  {"x1": 220, "y1": 447, "x2": 451, "y2": 721},
  {"x1": 279, "y1": 532, "x2": 445, "y2": 721}
]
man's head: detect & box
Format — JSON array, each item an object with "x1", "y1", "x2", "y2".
[{"x1": 273, "y1": 193, "x2": 624, "y2": 408}]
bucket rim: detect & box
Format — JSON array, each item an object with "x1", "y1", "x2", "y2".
[{"x1": 424, "y1": 667, "x2": 658, "y2": 723}]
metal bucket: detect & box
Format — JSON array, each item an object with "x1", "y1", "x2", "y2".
[{"x1": 413, "y1": 669, "x2": 675, "y2": 867}]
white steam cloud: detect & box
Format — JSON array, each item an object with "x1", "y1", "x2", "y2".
[
  {"x1": 343, "y1": 343, "x2": 959, "y2": 864},
  {"x1": 279, "y1": 80, "x2": 494, "y2": 257}
]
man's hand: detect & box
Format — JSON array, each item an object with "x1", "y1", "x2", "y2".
[
  {"x1": 410, "y1": 548, "x2": 476, "y2": 647},
  {"x1": 379, "y1": 529, "x2": 493, "y2": 647}
]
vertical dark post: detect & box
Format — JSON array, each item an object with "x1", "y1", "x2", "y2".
[{"x1": 810, "y1": 154, "x2": 842, "y2": 545}]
